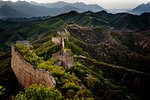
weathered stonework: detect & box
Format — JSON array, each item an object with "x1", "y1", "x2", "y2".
[
  {"x1": 11, "y1": 45, "x2": 56, "y2": 88},
  {"x1": 16, "y1": 41, "x2": 30, "y2": 48},
  {"x1": 52, "y1": 37, "x2": 61, "y2": 44},
  {"x1": 52, "y1": 52, "x2": 74, "y2": 69}
]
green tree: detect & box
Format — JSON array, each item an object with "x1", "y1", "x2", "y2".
[
  {"x1": 12, "y1": 84, "x2": 62, "y2": 100},
  {"x1": 66, "y1": 89, "x2": 75, "y2": 99},
  {"x1": 15, "y1": 44, "x2": 40, "y2": 67},
  {"x1": 0, "y1": 86, "x2": 6, "y2": 95},
  {"x1": 87, "y1": 75, "x2": 98, "y2": 89},
  {"x1": 76, "y1": 89, "x2": 93, "y2": 99}
]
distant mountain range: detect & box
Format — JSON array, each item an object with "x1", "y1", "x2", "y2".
[
  {"x1": 0, "y1": 1, "x2": 103, "y2": 18},
  {"x1": 128, "y1": 2, "x2": 150, "y2": 15},
  {"x1": 30, "y1": 1, "x2": 103, "y2": 12},
  {"x1": 0, "y1": 1, "x2": 150, "y2": 18},
  {"x1": 0, "y1": 5, "x2": 27, "y2": 18}
]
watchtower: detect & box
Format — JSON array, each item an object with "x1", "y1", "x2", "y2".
[
  {"x1": 51, "y1": 29, "x2": 74, "y2": 69},
  {"x1": 16, "y1": 41, "x2": 30, "y2": 48}
]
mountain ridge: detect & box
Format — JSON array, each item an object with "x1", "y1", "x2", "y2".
[
  {"x1": 0, "y1": 1, "x2": 104, "y2": 18},
  {"x1": 30, "y1": 1, "x2": 104, "y2": 12},
  {"x1": 129, "y1": 2, "x2": 150, "y2": 15},
  {"x1": 0, "y1": 5, "x2": 28, "y2": 18}
]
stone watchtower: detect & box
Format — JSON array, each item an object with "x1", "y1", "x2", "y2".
[
  {"x1": 52, "y1": 29, "x2": 74, "y2": 69},
  {"x1": 16, "y1": 41, "x2": 30, "y2": 48}
]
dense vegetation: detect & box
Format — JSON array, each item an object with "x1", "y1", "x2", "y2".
[
  {"x1": 67, "y1": 27, "x2": 150, "y2": 74},
  {"x1": 15, "y1": 44, "x2": 42, "y2": 66},
  {"x1": 35, "y1": 40, "x2": 61, "y2": 60},
  {"x1": 12, "y1": 84, "x2": 62, "y2": 100},
  {"x1": 0, "y1": 86, "x2": 5, "y2": 95}
]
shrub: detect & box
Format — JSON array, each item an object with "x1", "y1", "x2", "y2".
[
  {"x1": 29, "y1": 45, "x2": 33, "y2": 50},
  {"x1": 76, "y1": 89, "x2": 93, "y2": 99},
  {"x1": 15, "y1": 44, "x2": 41, "y2": 67},
  {"x1": 62, "y1": 73, "x2": 81, "y2": 85},
  {"x1": 66, "y1": 89, "x2": 75, "y2": 99},
  {"x1": 62, "y1": 82, "x2": 80, "y2": 92},
  {"x1": 12, "y1": 84, "x2": 62, "y2": 100},
  {"x1": 0, "y1": 86, "x2": 6, "y2": 95},
  {"x1": 87, "y1": 75, "x2": 98, "y2": 89},
  {"x1": 65, "y1": 49, "x2": 71, "y2": 53}
]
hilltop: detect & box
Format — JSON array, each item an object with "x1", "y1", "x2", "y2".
[
  {"x1": 129, "y1": 2, "x2": 150, "y2": 15},
  {"x1": 0, "y1": 10, "x2": 150, "y2": 51}
]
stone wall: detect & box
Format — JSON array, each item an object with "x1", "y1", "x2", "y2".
[
  {"x1": 52, "y1": 52, "x2": 74, "y2": 69},
  {"x1": 52, "y1": 37, "x2": 61, "y2": 44},
  {"x1": 11, "y1": 45, "x2": 56, "y2": 88},
  {"x1": 16, "y1": 41, "x2": 30, "y2": 48}
]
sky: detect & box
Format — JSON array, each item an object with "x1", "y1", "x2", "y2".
[{"x1": 2, "y1": 0, "x2": 150, "y2": 9}]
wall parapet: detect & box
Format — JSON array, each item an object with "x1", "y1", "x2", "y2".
[{"x1": 11, "y1": 45, "x2": 56, "y2": 88}]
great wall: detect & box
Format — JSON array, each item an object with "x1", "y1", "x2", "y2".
[
  {"x1": 11, "y1": 45, "x2": 56, "y2": 88},
  {"x1": 11, "y1": 28, "x2": 74, "y2": 88}
]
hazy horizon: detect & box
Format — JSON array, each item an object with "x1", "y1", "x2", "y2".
[{"x1": 1, "y1": 0, "x2": 150, "y2": 9}]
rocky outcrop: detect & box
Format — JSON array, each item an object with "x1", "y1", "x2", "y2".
[{"x1": 11, "y1": 45, "x2": 56, "y2": 88}]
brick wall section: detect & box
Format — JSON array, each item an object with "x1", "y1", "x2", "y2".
[
  {"x1": 11, "y1": 45, "x2": 56, "y2": 88},
  {"x1": 52, "y1": 37, "x2": 61, "y2": 44},
  {"x1": 52, "y1": 52, "x2": 74, "y2": 69}
]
